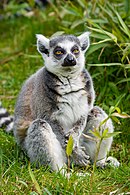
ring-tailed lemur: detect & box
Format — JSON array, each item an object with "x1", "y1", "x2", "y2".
[{"x1": 2, "y1": 32, "x2": 120, "y2": 172}]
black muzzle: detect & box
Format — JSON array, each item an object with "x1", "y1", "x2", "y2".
[{"x1": 62, "y1": 54, "x2": 76, "y2": 67}]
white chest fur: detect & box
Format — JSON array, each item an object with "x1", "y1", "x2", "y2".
[{"x1": 52, "y1": 76, "x2": 89, "y2": 132}]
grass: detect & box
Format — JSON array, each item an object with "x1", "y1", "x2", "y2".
[
  {"x1": 0, "y1": 131, "x2": 129, "y2": 194},
  {"x1": 0, "y1": 1, "x2": 130, "y2": 194}
]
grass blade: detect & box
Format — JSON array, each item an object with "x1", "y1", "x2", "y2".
[
  {"x1": 88, "y1": 26, "x2": 117, "y2": 43},
  {"x1": 115, "y1": 10, "x2": 130, "y2": 38},
  {"x1": 28, "y1": 163, "x2": 42, "y2": 195},
  {"x1": 87, "y1": 63, "x2": 123, "y2": 67}
]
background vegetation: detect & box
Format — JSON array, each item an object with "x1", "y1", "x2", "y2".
[{"x1": 0, "y1": 0, "x2": 130, "y2": 194}]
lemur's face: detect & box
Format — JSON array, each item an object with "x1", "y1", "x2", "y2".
[{"x1": 36, "y1": 33, "x2": 90, "y2": 77}]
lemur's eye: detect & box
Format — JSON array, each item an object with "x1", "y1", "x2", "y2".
[
  {"x1": 73, "y1": 49, "x2": 79, "y2": 54},
  {"x1": 55, "y1": 50, "x2": 63, "y2": 55},
  {"x1": 53, "y1": 47, "x2": 65, "y2": 58},
  {"x1": 71, "y1": 45, "x2": 80, "y2": 55}
]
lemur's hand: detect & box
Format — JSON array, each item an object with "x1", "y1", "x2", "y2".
[
  {"x1": 72, "y1": 147, "x2": 90, "y2": 166},
  {"x1": 65, "y1": 115, "x2": 86, "y2": 140},
  {"x1": 64, "y1": 128, "x2": 80, "y2": 149},
  {"x1": 65, "y1": 128, "x2": 90, "y2": 166},
  {"x1": 65, "y1": 129, "x2": 79, "y2": 139}
]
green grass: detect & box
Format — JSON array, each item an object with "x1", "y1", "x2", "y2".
[
  {"x1": 0, "y1": 129, "x2": 130, "y2": 194},
  {"x1": 0, "y1": 1, "x2": 130, "y2": 194}
]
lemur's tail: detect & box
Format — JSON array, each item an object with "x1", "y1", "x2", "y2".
[{"x1": 0, "y1": 102, "x2": 14, "y2": 132}]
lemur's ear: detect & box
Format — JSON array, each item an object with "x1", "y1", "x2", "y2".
[
  {"x1": 36, "y1": 34, "x2": 49, "y2": 56},
  {"x1": 78, "y1": 32, "x2": 90, "y2": 52}
]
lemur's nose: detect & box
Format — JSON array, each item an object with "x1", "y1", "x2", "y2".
[{"x1": 63, "y1": 54, "x2": 76, "y2": 66}]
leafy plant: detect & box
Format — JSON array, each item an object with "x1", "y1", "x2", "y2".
[
  {"x1": 48, "y1": 0, "x2": 130, "y2": 99},
  {"x1": 83, "y1": 97, "x2": 130, "y2": 193},
  {"x1": 0, "y1": 1, "x2": 31, "y2": 18}
]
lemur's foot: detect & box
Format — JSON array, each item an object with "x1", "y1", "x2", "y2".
[
  {"x1": 106, "y1": 156, "x2": 120, "y2": 167},
  {"x1": 96, "y1": 156, "x2": 120, "y2": 168},
  {"x1": 72, "y1": 147, "x2": 90, "y2": 166}
]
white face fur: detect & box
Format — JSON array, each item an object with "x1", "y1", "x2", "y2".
[{"x1": 36, "y1": 32, "x2": 90, "y2": 77}]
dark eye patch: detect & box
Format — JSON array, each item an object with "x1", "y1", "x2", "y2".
[
  {"x1": 71, "y1": 45, "x2": 80, "y2": 55},
  {"x1": 39, "y1": 42, "x2": 49, "y2": 56},
  {"x1": 53, "y1": 46, "x2": 66, "y2": 59}
]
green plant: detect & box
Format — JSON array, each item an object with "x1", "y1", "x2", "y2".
[
  {"x1": 49, "y1": 0, "x2": 130, "y2": 98},
  {"x1": 66, "y1": 135, "x2": 74, "y2": 175},
  {"x1": 86, "y1": 103, "x2": 129, "y2": 194}
]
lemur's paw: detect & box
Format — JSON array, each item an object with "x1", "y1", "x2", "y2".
[
  {"x1": 65, "y1": 129, "x2": 79, "y2": 140},
  {"x1": 88, "y1": 106, "x2": 103, "y2": 120},
  {"x1": 96, "y1": 159, "x2": 106, "y2": 168},
  {"x1": 106, "y1": 156, "x2": 120, "y2": 167},
  {"x1": 96, "y1": 157, "x2": 120, "y2": 168},
  {"x1": 65, "y1": 129, "x2": 74, "y2": 139},
  {"x1": 73, "y1": 148, "x2": 90, "y2": 166}
]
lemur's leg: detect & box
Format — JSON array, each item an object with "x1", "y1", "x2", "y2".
[
  {"x1": 80, "y1": 106, "x2": 120, "y2": 167},
  {"x1": 23, "y1": 119, "x2": 66, "y2": 173}
]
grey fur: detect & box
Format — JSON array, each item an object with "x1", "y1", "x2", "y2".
[
  {"x1": 13, "y1": 32, "x2": 119, "y2": 173},
  {"x1": 50, "y1": 35, "x2": 80, "y2": 48},
  {"x1": 81, "y1": 106, "x2": 114, "y2": 165}
]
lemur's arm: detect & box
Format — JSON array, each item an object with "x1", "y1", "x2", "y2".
[
  {"x1": 65, "y1": 116, "x2": 86, "y2": 147},
  {"x1": 65, "y1": 116, "x2": 90, "y2": 165}
]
